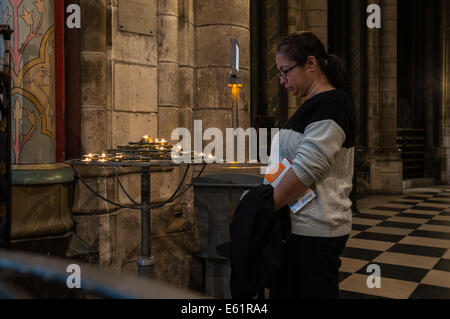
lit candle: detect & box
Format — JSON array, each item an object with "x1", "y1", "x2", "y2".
[
  {"x1": 82, "y1": 153, "x2": 94, "y2": 162},
  {"x1": 142, "y1": 135, "x2": 152, "y2": 143}
]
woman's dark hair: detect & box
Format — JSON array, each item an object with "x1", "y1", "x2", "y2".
[{"x1": 276, "y1": 31, "x2": 351, "y2": 96}]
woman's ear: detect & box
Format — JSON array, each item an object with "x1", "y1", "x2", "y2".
[{"x1": 306, "y1": 56, "x2": 317, "y2": 71}]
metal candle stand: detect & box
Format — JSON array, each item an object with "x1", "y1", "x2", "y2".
[{"x1": 69, "y1": 139, "x2": 208, "y2": 278}]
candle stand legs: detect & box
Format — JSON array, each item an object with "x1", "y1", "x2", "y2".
[{"x1": 138, "y1": 166, "x2": 155, "y2": 277}]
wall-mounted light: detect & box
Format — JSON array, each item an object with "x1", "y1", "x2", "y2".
[{"x1": 226, "y1": 38, "x2": 243, "y2": 130}]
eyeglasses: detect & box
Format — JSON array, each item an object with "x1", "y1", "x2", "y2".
[{"x1": 278, "y1": 63, "x2": 298, "y2": 79}]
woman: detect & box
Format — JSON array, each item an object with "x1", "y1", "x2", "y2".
[{"x1": 268, "y1": 31, "x2": 355, "y2": 299}]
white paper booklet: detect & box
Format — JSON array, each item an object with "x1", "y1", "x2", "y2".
[{"x1": 263, "y1": 158, "x2": 316, "y2": 214}]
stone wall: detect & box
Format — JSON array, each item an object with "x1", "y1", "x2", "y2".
[
  {"x1": 75, "y1": 0, "x2": 252, "y2": 290},
  {"x1": 74, "y1": 0, "x2": 219, "y2": 290}
]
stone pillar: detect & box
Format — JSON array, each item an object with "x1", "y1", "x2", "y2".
[
  {"x1": 178, "y1": 0, "x2": 195, "y2": 136},
  {"x1": 263, "y1": 0, "x2": 284, "y2": 126},
  {"x1": 303, "y1": 0, "x2": 327, "y2": 48},
  {"x1": 423, "y1": 2, "x2": 439, "y2": 181},
  {"x1": 439, "y1": 0, "x2": 450, "y2": 184},
  {"x1": 158, "y1": 0, "x2": 179, "y2": 141},
  {"x1": 350, "y1": 0, "x2": 371, "y2": 197},
  {"x1": 3, "y1": 0, "x2": 56, "y2": 163},
  {"x1": 366, "y1": 0, "x2": 402, "y2": 193},
  {"x1": 286, "y1": 0, "x2": 299, "y2": 118},
  {"x1": 287, "y1": 0, "x2": 298, "y2": 34},
  {"x1": 351, "y1": 0, "x2": 363, "y2": 150},
  {"x1": 366, "y1": 0, "x2": 380, "y2": 156},
  {"x1": 195, "y1": 0, "x2": 250, "y2": 156},
  {"x1": 296, "y1": 0, "x2": 305, "y2": 30},
  {"x1": 154, "y1": 0, "x2": 197, "y2": 287},
  {"x1": 289, "y1": 0, "x2": 327, "y2": 117},
  {"x1": 80, "y1": 0, "x2": 109, "y2": 154}
]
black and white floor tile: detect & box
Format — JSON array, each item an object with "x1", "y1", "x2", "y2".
[{"x1": 339, "y1": 186, "x2": 450, "y2": 299}]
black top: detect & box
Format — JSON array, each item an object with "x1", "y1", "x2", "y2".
[{"x1": 283, "y1": 89, "x2": 355, "y2": 148}]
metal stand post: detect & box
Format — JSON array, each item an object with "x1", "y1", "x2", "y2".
[{"x1": 137, "y1": 166, "x2": 155, "y2": 277}]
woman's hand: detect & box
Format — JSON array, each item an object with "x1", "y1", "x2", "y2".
[{"x1": 273, "y1": 167, "x2": 308, "y2": 211}]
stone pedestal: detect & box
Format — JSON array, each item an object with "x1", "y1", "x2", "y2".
[
  {"x1": 367, "y1": 150, "x2": 402, "y2": 194},
  {"x1": 10, "y1": 164, "x2": 75, "y2": 257}
]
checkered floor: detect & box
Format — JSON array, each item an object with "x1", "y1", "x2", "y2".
[{"x1": 339, "y1": 186, "x2": 450, "y2": 299}]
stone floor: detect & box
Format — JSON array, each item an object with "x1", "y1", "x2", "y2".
[{"x1": 339, "y1": 185, "x2": 450, "y2": 299}]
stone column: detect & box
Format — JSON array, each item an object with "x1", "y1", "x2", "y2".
[
  {"x1": 351, "y1": 0, "x2": 363, "y2": 150},
  {"x1": 153, "y1": 0, "x2": 197, "y2": 287},
  {"x1": 296, "y1": 0, "x2": 305, "y2": 30},
  {"x1": 263, "y1": 0, "x2": 284, "y2": 126},
  {"x1": 195, "y1": 0, "x2": 250, "y2": 158},
  {"x1": 423, "y1": 2, "x2": 439, "y2": 181},
  {"x1": 79, "y1": 0, "x2": 109, "y2": 154},
  {"x1": 158, "y1": 0, "x2": 179, "y2": 141},
  {"x1": 286, "y1": 0, "x2": 299, "y2": 118},
  {"x1": 291, "y1": 0, "x2": 327, "y2": 115},
  {"x1": 439, "y1": 0, "x2": 450, "y2": 184},
  {"x1": 366, "y1": 0, "x2": 380, "y2": 155},
  {"x1": 303, "y1": 0, "x2": 327, "y2": 48},
  {"x1": 366, "y1": 0, "x2": 402, "y2": 194},
  {"x1": 178, "y1": 0, "x2": 195, "y2": 136}
]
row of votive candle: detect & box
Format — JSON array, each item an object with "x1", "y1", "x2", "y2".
[
  {"x1": 142, "y1": 135, "x2": 168, "y2": 145},
  {"x1": 82, "y1": 153, "x2": 123, "y2": 162},
  {"x1": 171, "y1": 148, "x2": 215, "y2": 161}
]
